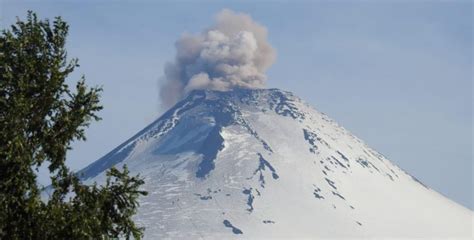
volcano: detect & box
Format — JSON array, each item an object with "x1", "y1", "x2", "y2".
[{"x1": 79, "y1": 88, "x2": 472, "y2": 239}]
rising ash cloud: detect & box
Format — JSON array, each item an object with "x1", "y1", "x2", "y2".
[{"x1": 159, "y1": 9, "x2": 276, "y2": 108}]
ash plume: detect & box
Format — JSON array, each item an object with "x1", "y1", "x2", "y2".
[{"x1": 159, "y1": 9, "x2": 276, "y2": 108}]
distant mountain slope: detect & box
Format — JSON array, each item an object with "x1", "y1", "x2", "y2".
[{"x1": 80, "y1": 88, "x2": 473, "y2": 239}]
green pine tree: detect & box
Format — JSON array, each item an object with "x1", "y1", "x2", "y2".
[{"x1": 0, "y1": 11, "x2": 147, "y2": 239}]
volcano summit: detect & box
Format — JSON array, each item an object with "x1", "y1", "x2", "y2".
[{"x1": 79, "y1": 88, "x2": 472, "y2": 239}]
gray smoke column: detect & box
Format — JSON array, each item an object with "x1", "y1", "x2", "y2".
[{"x1": 160, "y1": 9, "x2": 276, "y2": 108}]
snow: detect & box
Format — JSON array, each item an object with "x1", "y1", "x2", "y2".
[{"x1": 80, "y1": 88, "x2": 473, "y2": 239}]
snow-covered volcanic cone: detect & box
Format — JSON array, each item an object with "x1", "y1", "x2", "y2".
[{"x1": 79, "y1": 88, "x2": 472, "y2": 239}]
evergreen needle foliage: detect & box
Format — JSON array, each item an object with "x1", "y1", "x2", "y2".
[{"x1": 0, "y1": 11, "x2": 147, "y2": 239}]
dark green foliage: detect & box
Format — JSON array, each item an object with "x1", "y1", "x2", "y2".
[{"x1": 0, "y1": 11, "x2": 147, "y2": 239}]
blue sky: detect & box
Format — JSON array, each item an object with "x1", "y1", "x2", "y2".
[{"x1": 1, "y1": 0, "x2": 472, "y2": 209}]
